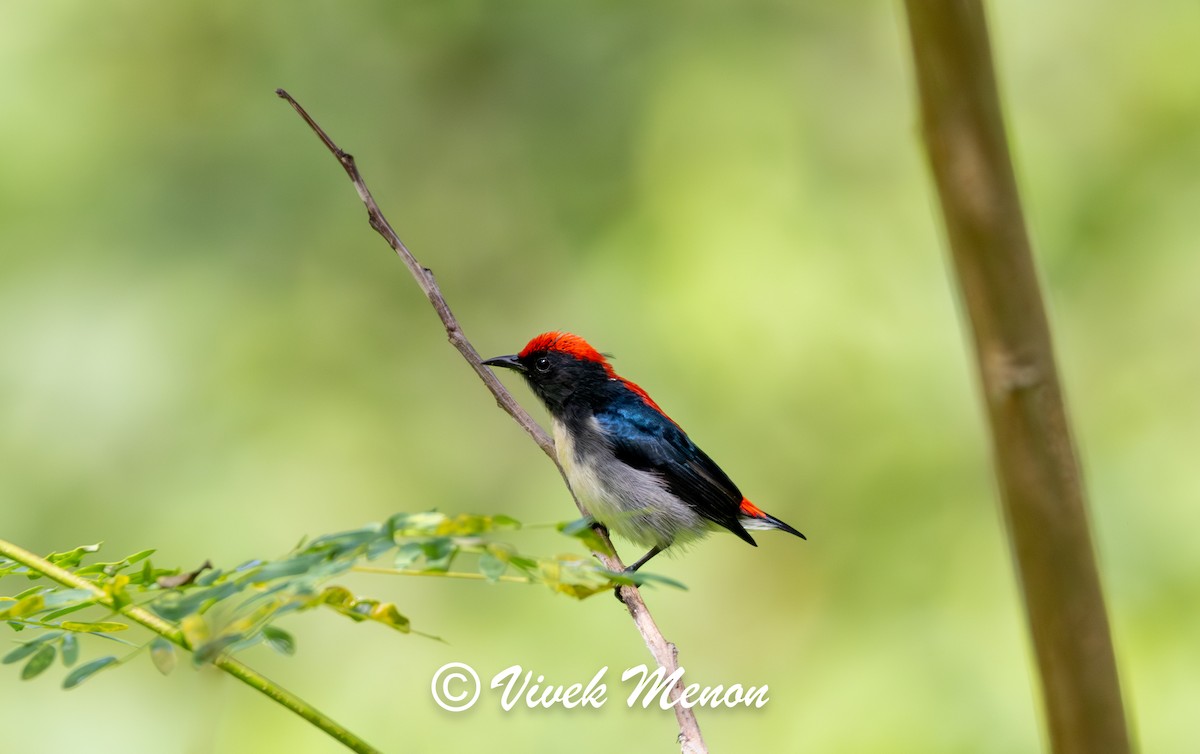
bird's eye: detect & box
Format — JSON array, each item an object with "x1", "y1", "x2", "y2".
[{"x1": 534, "y1": 356, "x2": 551, "y2": 373}]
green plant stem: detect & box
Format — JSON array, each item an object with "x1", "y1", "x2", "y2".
[
  {"x1": 353, "y1": 565, "x2": 533, "y2": 584},
  {"x1": 0, "y1": 538, "x2": 381, "y2": 754}
]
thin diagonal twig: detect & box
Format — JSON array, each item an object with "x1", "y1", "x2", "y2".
[
  {"x1": 276, "y1": 88, "x2": 706, "y2": 754},
  {"x1": 275, "y1": 90, "x2": 550, "y2": 458}
]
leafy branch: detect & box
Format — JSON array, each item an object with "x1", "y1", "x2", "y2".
[
  {"x1": 2, "y1": 512, "x2": 672, "y2": 752},
  {"x1": 276, "y1": 88, "x2": 710, "y2": 754}
]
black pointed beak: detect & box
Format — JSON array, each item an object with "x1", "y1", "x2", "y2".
[{"x1": 482, "y1": 354, "x2": 527, "y2": 373}]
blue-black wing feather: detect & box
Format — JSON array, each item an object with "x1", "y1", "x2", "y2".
[{"x1": 594, "y1": 392, "x2": 756, "y2": 545}]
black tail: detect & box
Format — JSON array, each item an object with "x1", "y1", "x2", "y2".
[{"x1": 740, "y1": 510, "x2": 806, "y2": 540}]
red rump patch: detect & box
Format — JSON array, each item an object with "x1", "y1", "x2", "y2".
[
  {"x1": 739, "y1": 498, "x2": 767, "y2": 518},
  {"x1": 520, "y1": 331, "x2": 671, "y2": 417}
]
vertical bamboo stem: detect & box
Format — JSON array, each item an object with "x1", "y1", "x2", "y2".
[{"x1": 901, "y1": 3, "x2": 1132, "y2": 752}]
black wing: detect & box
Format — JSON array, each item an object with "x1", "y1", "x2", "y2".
[{"x1": 594, "y1": 395, "x2": 756, "y2": 545}]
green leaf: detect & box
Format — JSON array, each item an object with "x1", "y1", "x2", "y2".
[
  {"x1": 558, "y1": 517, "x2": 616, "y2": 557},
  {"x1": 316, "y1": 586, "x2": 353, "y2": 610},
  {"x1": 307, "y1": 525, "x2": 384, "y2": 555},
  {"x1": 491, "y1": 514, "x2": 522, "y2": 529},
  {"x1": 625, "y1": 570, "x2": 688, "y2": 591},
  {"x1": 40, "y1": 588, "x2": 96, "y2": 610},
  {"x1": 366, "y1": 535, "x2": 396, "y2": 561},
  {"x1": 195, "y1": 567, "x2": 223, "y2": 587},
  {"x1": 223, "y1": 599, "x2": 280, "y2": 633},
  {"x1": 2, "y1": 594, "x2": 45, "y2": 620},
  {"x1": 179, "y1": 614, "x2": 210, "y2": 649},
  {"x1": 60, "y1": 633, "x2": 79, "y2": 667},
  {"x1": 440, "y1": 513, "x2": 494, "y2": 536},
  {"x1": 21, "y1": 644, "x2": 56, "y2": 680},
  {"x1": 63, "y1": 655, "x2": 118, "y2": 689},
  {"x1": 60, "y1": 621, "x2": 130, "y2": 633},
  {"x1": 478, "y1": 552, "x2": 508, "y2": 583},
  {"x1": 368, "y1": 603, "x2": 410, "y2": 632},
  {"x1": 224, "y1": 633, "x2": 264, "y2": 654},
  {"x1": 70, "y1": 548, "x2": 154, "y2": 578},
  {"x1": 150, "y1": 637, "x2": 176, "y2": 675},
  {"x1": 557, "y1": 516, "x2": 594, "y2": 537},
  {"x1": 41, "y1": 602, "x2": 96, "y2": 622},
  {"x1": 315, "y1": 588, "x2": 410, "y2": 633},
  {"x1": 47, "y1": 544, "x2": 102, "y2": 569},
  {"x1": 234, "y1": 581, "x2": 292, "y2": 615},
  {"x1": 0, "y1": 558, "x2": 27, "y2": 578},
  {"x1": 387, "y1": 511, "x2": 447, "y2": 536},
  {"x1": 305, "y1": 558, "x2": 355, "y2": 581},
  {"x1": 250, "y1": 554, "x2": 323, "y2": 582},
  {"x1": 103, "y1": 574, "x2": 132, "y2": 609},
  {"x1": 152, "y1": 581, "x2": 241, "y2": 621},
  {"x1": 137, "y1": 559, "x2": 153, "y2": 585},
  {"x1": 393, "y1": 542, "x2": 424, "y2": 570},
  {"x1": 535, "y1": 557, "x2": 623, "y2": 600},
  {"x1": 233, "y1": 559, "x2": 264, "y2": 573},
  {"x1": 421, "y1": 538, "x2": 456, "y2": 572},
  {"x1": 549, "y1": 581, "x2": 612, "y2": 600},
  {"x1": 4, "y1": 641, "x2": 43, "y2": 664},
  {"x1": 506, "y1": 554, "x2": 540, "y2": 575},
  {"x1": 192, "y1": 633, "x2": 243, "y2": 665},
  {"x1": 15, "y1": 631, "x2": 63, "y2": 650},
  {"x1": 261, "y1": 626, "x2": 295, "y2": 656},
  {"x1": 125, "y1": 549, "x2": 156, "y2": 565}
]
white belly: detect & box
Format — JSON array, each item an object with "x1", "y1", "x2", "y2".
[{"x1": 552, "y1": 418, "x2": 710, "y2": 549}]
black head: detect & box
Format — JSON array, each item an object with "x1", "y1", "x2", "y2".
[{"x1": 483, "y1": 331, "x2": 615, "y2": 416}]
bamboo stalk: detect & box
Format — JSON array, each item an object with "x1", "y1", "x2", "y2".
[{"x1": 901, "y1": 4, "x2": 1132, "y2": 752}]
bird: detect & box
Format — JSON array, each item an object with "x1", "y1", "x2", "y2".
[{"x1": 483, "y1": 331, "x2": 805, "y2": 573}]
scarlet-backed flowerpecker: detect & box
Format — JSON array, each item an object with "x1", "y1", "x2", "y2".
[{"x1": 484, "y1": 331, "x2": 805, "y2": 572}]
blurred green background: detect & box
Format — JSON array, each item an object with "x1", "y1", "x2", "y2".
[{"x1": 3, "y1": 1, "x2": 1197, "y2": 752}]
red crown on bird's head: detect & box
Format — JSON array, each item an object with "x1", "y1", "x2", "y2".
[
  {"x1": 519, "y1": 331, "x2": 609, "y2": 367},
  {"x1": 518, "y1": 331, "x2": 669, "y2": 416}
]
